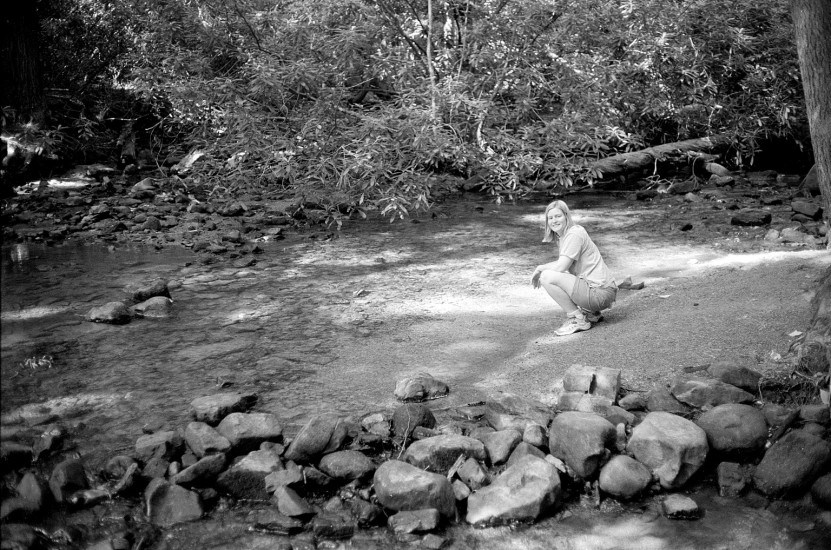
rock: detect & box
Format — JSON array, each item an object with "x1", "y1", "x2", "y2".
[
  {"x1": 145, "y1": 479, "x2": 203, "y2": 526},
  {"x1": 645, "y1": 387, "x2": 690, "y2": 414},
  {"x1": 522, "y1": 424, "x2": 547, "y2": 448},
  {"x1": 284, "y1": 414, "x2": 348, "y2": 463},
  {"x1": 598, "y1": 455, "x2": 652, "y2": 500},
  {"x1": 800, "y1": 404, "x2": 830, "y2": 425},
  {"x1": 627, "y1": 412, "x2": 708, "y2": 489},
  {"x1": 707, "y1": 360, "x2": 762, "y2": 392},
  {"x1": 0, "y1": 498, "x2": 40, "y2": 522},
  {"x1": 0, "y1": 442, "x2": 33, "y2": 469},
  {"x1": 709, "y1": 174, "x2": 735, "y2": 186},
  {"x1": 764, "y1": 229, "x2": 781, "y2": 242},
  {"x1": 452, "y1": 480, "x2": 471, "y2": 501},
  {"x1": 130, "y1": 279, "x2": 171, "y2": 303},
  {"x1": 302, "y1": 466, "x2": 335, "y2": 491},
  {"x1": 717, "y1": 462, "x2": 748, "y2": 497},
  {"x1": 388, "y1": 509, "x2": 440, "y2": 534},
  {"x1": 394, "y1": 374, "x2": 450, "y2": 402},
  {"x1": 248, "y1": 509, "x2": 304, "y2": 535},
  {"x1": 373, "y1": 460, "x2": 456, "y2": 519},
  {"x1": 103, "y1": 455, "x2": 137, "y2": 480},
  {"x1": 347, "y1": 497, "x2": 384, "y2": 527},
  {"x1": 604, "y1": 406, "x2": 636, "y2": 427},
  {"x1": 135, "y1": 430, "x2": 183, "y2": 461},
  {"x1": 484, "y1": 393, "x2": 553, "y2": 428},
  {"x1": 799, "y1": 165, "x2": 820, "y2": 195},
  {"x1": 142, "y1": 457, "x2": 170, "y2": 479},
  {"x1": 505, "y1": 441, "x2": 546, "y2": 468},
  {"x1": 695, "y1": 404, "x2": 768, "y2": 457},
  {"x1": 668, "y1": 179, "x2": 698, "y2": 195},
  {"x1": 662, "y1": 494, "x2": 700, "y2": 519},
  {"x1": 318, "y1": 450, "x2": 376, "y2": 481},
  {"x1": 16, "y1": 472, "x2": 51, "y2": 510},
  {"x1": 618, "y1": 392, "x2": 648, "y2": 411},
  {"x1": 189, "y1": 392, "x2": 258, "y2": 426},
  {"x1": 184, "y1": 422, "x2": 231, "y2": 458},
  {"x1": 272, "y1": 486, "x2": 314, "y2": 518},
  {"x1": 670, "y1": 378, "x2": 754, "y2": 410},
  {"x1": 49, "y1": 458, "x2": 89, "y2": 502},
  {"x1": 752, "y1": 430, "x2": 831, "y2": 498},
  {"x1": 476, "y1": 430, "x2": 522, "y2": 466},
  {"x1": 216, "y1": 449, "x2": 284, "y2": 500},
  {"x1": 86, "y1": 302, "x2": 132, "y2": 324},
  {"x1": 403, "y1": 434, "x2": 487, "y2": 474},
  {"x1": 548, "y1": 412, "x2": 616, "y2": 478},
  {"x1": 264, "y1": 466, "x2": 304, "y2": 494},
  {"x1": 792, "y1": 200, "x2": 823, "y2": 220},
  {"x1": 466, "y1": 455, "x2": 561, "y2": 526},
  {"x1": 171, "y1": 453, "x2": 227, "y2": 487},
  {"x1": 557, "y1": 392, "x2": 614, "y2": 413},
  {"x1": 762, "y1": 403, "x2": 793, "y2": 426},
  {"x1": 141, "y1": 216, "x2": 162, "y2": 231},
  {"x1": 456, "y1": 458, "x2": 489, "y2": 490},
  {"x1": 311, "y1": 511, "x2": 355, "y2": 540},
  {"x1": 730, "y1": 210, "x2": 772, "y2": 226},
  {"x1": 392, "y1": 404, "x2": 437, "y2": 439},
  {"x1": 0, "y1": 524, "x2": 43, "y2": 550},
  {"x1": 132, "y1": 296, "x2": 173, "y2": 318},
  {"x1": 216, "y1": 412, "x2": 283, "y2": 452},
  {"x1": 780, "y1": 227, "x2": 813, "y2": 244},
  {"x1": 812, "y1": 473, "x2": 831, "y2": 508}
]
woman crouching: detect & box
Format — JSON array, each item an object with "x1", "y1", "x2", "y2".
[{"x1": 531, "y1": 200, "x2": 617, "y2": 336}]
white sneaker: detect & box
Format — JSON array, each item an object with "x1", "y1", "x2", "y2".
[{"x1": 555, "y1": 316, "x2": 591, "y2": 336}]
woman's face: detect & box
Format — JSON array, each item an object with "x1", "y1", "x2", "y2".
[{"x1": 547, "y1": 208, "x2": 567, "y2": 235}]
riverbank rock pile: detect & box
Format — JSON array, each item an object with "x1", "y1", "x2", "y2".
[
  {"x1": 2, "y1": 369, "x2": 829, "y2": 549},
  {"x1": 86, "y1": 279, "x2": 173, "y2": 325},
  {"x1": 1, "y1": 163, "x2": 827, "y2": 253}
]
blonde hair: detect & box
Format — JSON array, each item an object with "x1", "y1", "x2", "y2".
[{"x1": 542, "y1": 200, "x2": 574, "y2": 243}]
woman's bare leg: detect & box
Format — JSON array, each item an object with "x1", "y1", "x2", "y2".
[{"x1": 539, "y1": 271, "x2": 581, "y2": 316}]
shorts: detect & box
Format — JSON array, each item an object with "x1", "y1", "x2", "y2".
[{"x1": 570, "y1": 277, "x2": 617, "y2": 312}]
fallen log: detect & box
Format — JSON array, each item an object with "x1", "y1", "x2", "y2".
[{"x1": 590, "y1": 134, "x2": 732, "y2": 186}]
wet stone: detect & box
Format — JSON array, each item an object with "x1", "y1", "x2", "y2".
[
  {"x1": 184, "y1": 422, "x2": 231, "y2": 458},
  {"x1": 730, "y1": 209, "x2": 772, "y2": 227},
  {"x1": 466, "y1": 455, "x2": 561, "y2": 526},
  {"x1": 189, "y1": 392, "x2": 258, "y2": 426},
  {"x1": 284, "y1": 414, "x2": 349, "y2": 463},
  {"x1": 142, "y1": 457, "x2": 170, "y2": 479},
  {"x1": 216, "y1": 412, "x2": 283, "y2": 452},
  {"x1": 171, "y1": 453, "x2": 226, "y2": 487},
  {"x1": 272, "y1": 486, "x2": 314, "y2": 518},
  {"x1": 145, "y1": 479, "x2": 203, "y2": 526},
  {"x1": 347, "y1": 497, "x2": 384, "y2": 527},
  {"x1": 403, "y1": 434, "x2": 487, "y2": 474},
  {"x1": 753, "y1": 430, "x2": 831, "y2": 498},
  {"x1": 598, "y1": 455, "x2": 652, "y2": 500},
  {"x1": 103, "y1": 455, "x2": 137, "y2": 480},
  {"x1": 662, "y1": 494, "x2": 700, "y2": 519},
  {"x1": 249, "y1": 509, "x2": 304, "y2": 535},
  {"x1": 373, "y1": 460, "x2": 456, "y2": 519},
  {"x1": 392, "y1": 404, "x2": 437, "y2": 439},
  {"x1": 394, "y1": 374, "x2": 450, "y2": 402},
  {"x1": 49, "y1": 458, "x2": 89, "y2": 503},
  {"x1": 86, "y1": 301, "x2": 132, "y2": 324},
  {"x1": 312, "y1": 511, "x2": 355, "y2": 540},
  {"x1": 132, "y1": 296, "x2": 173, "y2": 318},
  {"x1": 717, "y1": 462, "x2": 747, "y2": 497},
  {"x1": 318, "y1": 450, "x2": 376, "y2": 481},
  {"x1": 265, "y1": 466, "x2": 304, "y2": 494},
  {"x1": 388, "y1": 509, "x2": 440, "y2": 534}
]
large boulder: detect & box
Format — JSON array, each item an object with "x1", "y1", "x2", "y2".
[
  {"x1": 189, "y1": 393, "x2": 257, "y2": 426},
  {"x1": 284, "y1": 414, "x2": 348, "y2": 463},
  {"x1": 466, "y1": 455, "x2": 561, "y2": 526},
  {"x1": 598, "y1": 455, "x2": 652, "y2": 500},
  {"x1": 373, "y1": 460, "x2": 456, "y2": 519},
  {"x1": 548, "y1": 412, "x2": 616, "y2": 478},
  {"x1": 394, "y1": 374, "x2": 450, "y2": 402},
  {"x1": 671, "y1": 378, "x2": 754, "y2": 410},
  {"x1": 752, "y1": 430, "x2": 831, "y2": 498},
  {"x1": 403, "y1": 435, "x2": 487, "y2": 474},
  {"x1": 627, "y1": 412, "x2": 708, "y2": 489},
  {"x1": 695, "y1": 404, "x2": 768, "y2": 457},
  {"x1": 216, "y1": 412, "x2": 283, "y2": 452}
]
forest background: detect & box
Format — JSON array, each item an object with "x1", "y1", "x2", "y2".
[{"x1": 1, "y1": 0, "x2": 829, "y2": 224}]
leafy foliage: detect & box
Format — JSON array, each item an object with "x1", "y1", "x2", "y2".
[{"x1": 5, "y1": 0, "x2": 810, "y2": 217}]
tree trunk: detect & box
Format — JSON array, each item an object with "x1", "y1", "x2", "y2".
[
  {"x1": 0, "y1": 3, "x2": 44, "y2": 121},
  {"x1": 792, "y1": 0, "x2": 831, "y2": 242}
]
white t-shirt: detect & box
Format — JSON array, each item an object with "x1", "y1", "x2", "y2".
[{"x1": 558, "y1": 225, "x2": 615, "y2": 287}]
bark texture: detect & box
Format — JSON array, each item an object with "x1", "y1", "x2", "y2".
[
  {"x1": 0, "y1": 4, "x2": 44, "y2": 119},
  {"x1": 792, "y1": 0, "x2": 831, "y2": 232}
]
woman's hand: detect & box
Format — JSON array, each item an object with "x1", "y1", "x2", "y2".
[{"x1": 531, "y1": 268, "x2": 542, "y2": 289}]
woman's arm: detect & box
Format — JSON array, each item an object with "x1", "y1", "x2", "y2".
[{"x1": 531, "y1": 255, "x2": 574, "y2": 288}]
